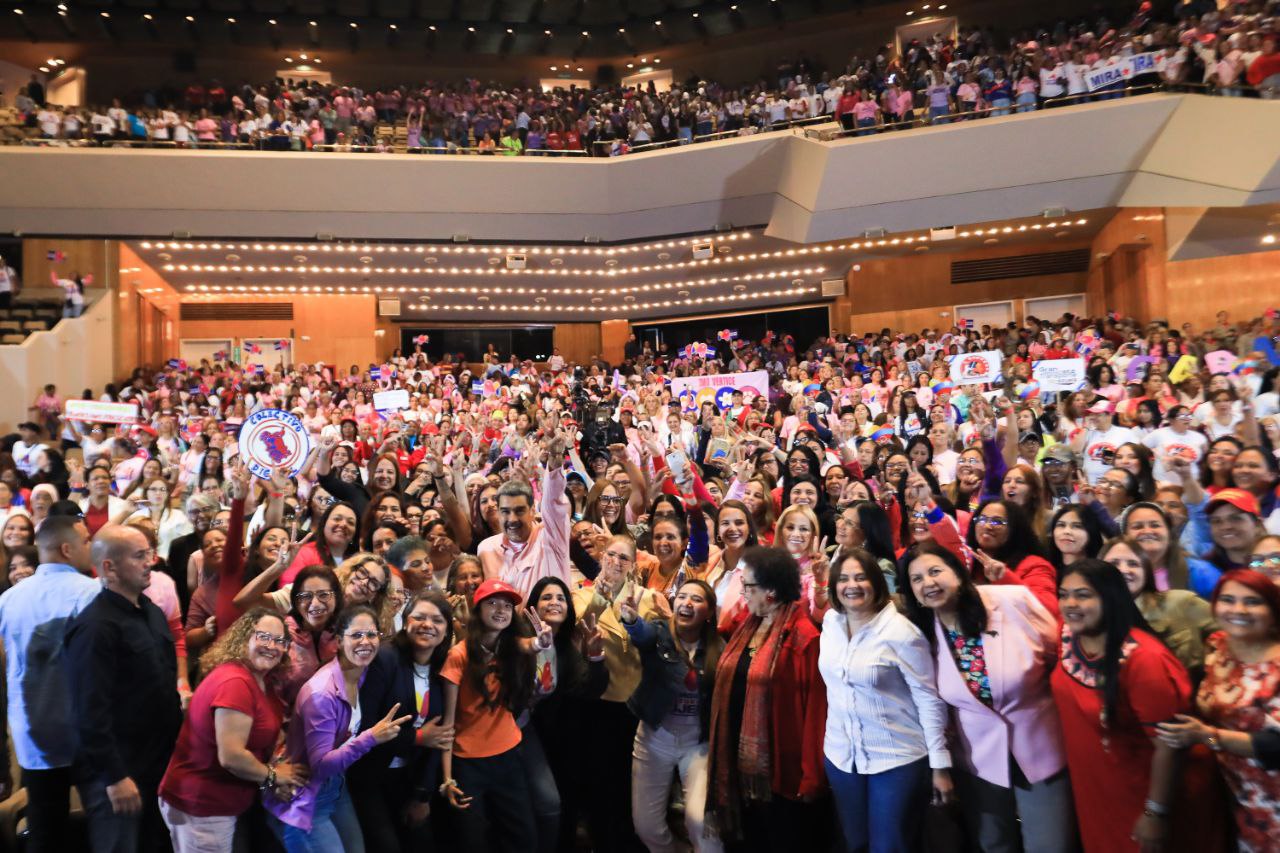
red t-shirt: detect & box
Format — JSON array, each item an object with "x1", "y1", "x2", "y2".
[
  {"x1": 84, "y1": 501, "x2": 110, "y2": 537},
  {"x1": 159, "y1": 661, "x2": 284, "y2": 817}
]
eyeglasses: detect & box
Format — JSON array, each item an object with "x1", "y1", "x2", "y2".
[
  {"x1": 344, "y1": 630, "x2": 380, "y2": 642},
  {"x1": 294, "y1": 590, "x2": 336, "y2": 604},
  {"x1": 352, "y1": 566, "x2": 387, "y2": 592},
  {"x1": 253, "y1": 631, "x2": 291, "y2": 649},
  {"x1": 974, "y1": 516, "x2": 1009, "y2": 528},
  {"x1": 209, "y1": 518, "x2": 229, "y2": 529},
  {"x1": 599, "y1": 495, "x2": 625, "y2": 506},
  {"x1": 742, "y1": 581, "x2": 760, "y2": 590},
  {"x1": 1248, "y1": 554, "x2": 1280, "y2": 571},
  {"x1": 603, "y1": 550, "x2": 633, "y2": 565}
]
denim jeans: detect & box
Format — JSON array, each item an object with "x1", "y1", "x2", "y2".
[
  {"x1": 631, "y1": 722, "x2": 721, "y2": 853},
  {"x1": 825, "y1": 755, "x2": 930, "y2": 853},
  {"x1": 516, "y1": 725, "x2": 561, "y2": 853},
  {"x1": 928, "y1": 105, "x2": 950, "y2": 124},
  {"x1": 856, "y1": 117, "x2": 877, "y2": 136},
  {"x1": 990, "y1": 97, "x2": 1012, "y2": 116},
  {"x1": 1016, "y1": 92, "x2": 1038, "y2": 112},
  {"x1": 80, "y1": 776, "x2": 167, "y2": 853},
  {"x1": 269, "y1": 776, "x2": 363, "y2": 853}
]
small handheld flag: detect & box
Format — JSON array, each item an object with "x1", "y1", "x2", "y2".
[{"x1": 413, "y1": 334, "x2": 429, "y2": 345}]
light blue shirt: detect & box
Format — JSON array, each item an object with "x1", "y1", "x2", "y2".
[{"x1": 0, "y1": 563, "x2": 101, "y2": 769}]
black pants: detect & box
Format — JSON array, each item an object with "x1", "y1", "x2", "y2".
[
  {"x1": 22, "y1": 766, "x2": 74, "y2": 853},
  {"x1": 726, "y1": 794, "x2": 830, "y2": 853},
  {"x1": 453, "y1": 748, "x2": 535, "y2": 852},
  {"x1": 350, "y1": 765, "x2": 434, "y2": 853},
  {"x1": 581, "y1": 699, "x2": 644, "y2": 853}
]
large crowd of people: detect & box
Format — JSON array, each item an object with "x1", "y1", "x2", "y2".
[
  {"x1": 1, "y1": 299, "x2": 1279, "y2": 853},
  {"x1": 11, "y1": 1, "x2": 1280, "y2": 155}
]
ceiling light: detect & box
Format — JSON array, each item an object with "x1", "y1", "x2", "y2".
[
  {"x1": 576, "y1": 66, "x2": 583, "y2": 71},
  {"x1": 691, "y1": 11, "x2": 699, "y2": 17},
  {"x1": 654, "y1": 58, "x2": 661, "y2": 63},
  {"x1": 226, "y1": 17, "x2": 235, "y2": 23},
  {"x1": 581, "y1": 29, "x2": 588, "y2": 35},
  {"x1": 284, "y1": 56, "x2": 293, "y2": 62},
  {"x1": 350, "y1": 21, "x2": 358, "y2": 27},
  {"x1": 38, "y1": 65, "x2": 48, "y2": 72},
  {"x1": 938, "y1": 3, "x2": 947, "y2": 8},
  {"x1": 99, "y1": 10, "x2": 109, "y2": 16},
  {"x1": 549, "y1": 65, "x2": 557, "y2": 70},
  {"x1": 308, "y1": 20, "x2": 316, "y2": 25},
  {"x1": 626, "y1": 63, "x2": 634, "y2": 68},
  {"x1": 1264, "y1": 235, "x2": 1277, "y2": 245},
  {"x1": 467, "y1": 25, "x2": 475, "y2": 32},
  {"x1": 12, "y1": 8, "x2": 22, "y2": 14},
  {"x1": 505, "y1": 27, "x2": 512, "y2": 33},
  {"x1": 429, "y1": 24, "x2": 436, "y2": 30},
  {"x1": 654, "y1": 19, "x2": 662, "y2": 25},
  {"x1": 268, "y1": 18, "x2": 277, "y2": 24},
  {"x1": 544, "y1": 28, "x2": 551, "y2": 34},
  {"x1": 300, "y1": 52, "x2": 307, "y2": 58},
  {"x1": 906, "y1": 10, "x2": 914, "y2": 15},
  {"x1": 389, "y1": 23, "x2": 397, "y2": 29},
  {"x1": 617, "y1": 27, "x2": 625, "y2": 32},
  {"x1": 56, "y1": 2, "x2": 64, "y2": 8},
  {"x1": 185, "y1": 15, "x2": 194, "y2": 22}
]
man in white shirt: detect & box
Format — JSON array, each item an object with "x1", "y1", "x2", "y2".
[
  {"x1": 37, "y1": 108, "x2": 61, "y2": 139},
  {"x1": 1039, "y1": 61, "x2": 1066, "y2": 102},
  {"x1": 1077, "y1": 401, "x2": 1137, "y2": 484},
  {"x1": 13, "y1": 422, "x2": 47, "y2": 477}
]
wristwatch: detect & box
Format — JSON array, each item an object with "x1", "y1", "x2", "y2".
[{"x1": 1205, "y1": 729, "x2": 1223, "y2": 752}]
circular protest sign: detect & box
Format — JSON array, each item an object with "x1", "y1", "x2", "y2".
[{"x1": 239, "y1": 408, "x2": 313, "y2": 480}]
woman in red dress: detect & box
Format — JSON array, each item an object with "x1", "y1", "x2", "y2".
[
  {"x1": 1052, "y1": 559, "x2": 1228, "y2": 853},
  {"x1": 1157, "y1": 569, "x2": 1280, "y2": 853}
]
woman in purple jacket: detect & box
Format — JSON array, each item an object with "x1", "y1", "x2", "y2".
[
  {"x1": 902, "y1": 541, "x2": 1075, "y2": 852},
  {"x1": 265, "y1": 604, "x2": 412, "y2": 852}
]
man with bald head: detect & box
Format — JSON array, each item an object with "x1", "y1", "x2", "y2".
[
  {"x1": 66, "y1": 524, "x2": 181, "y2": 853},
  {"x1": 0, "y1": 515, "x2": 101, "y2": 853}
]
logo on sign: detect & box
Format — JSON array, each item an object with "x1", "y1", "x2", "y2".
[
  {"x1": 1087, "y1": 442, "x2": 1116, "y2": 462},
  {"x1": 714, "y1": 386, "x2": 736, "y2": 410},
  {"x1": 959, "y1": 355, "x2": 990, "y2": 379},
  {"x1": 240, "y1": 409, "x2": 312, "y2": 479}
]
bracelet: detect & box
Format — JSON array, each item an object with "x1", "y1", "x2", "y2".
[
  {"x1": 1143, "y1": 799, "x2": 1168, "y2": 817},
  {"x1": 270, "y1": 492, "x2": 284, "y2": 499},
  {"x1": 260, "y1": 766, "x2": 277, "y2": 791},
  {"x1": 438, "y1": 778, "x2": 458, "y2": 794},
  {"x1": 1206, "y1": 729, "x2": 1223, "y2": 752}
]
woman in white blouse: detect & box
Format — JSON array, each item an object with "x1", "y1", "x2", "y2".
[{"x1": 818, "y1": 547, "x2": 953, "y2": 852}]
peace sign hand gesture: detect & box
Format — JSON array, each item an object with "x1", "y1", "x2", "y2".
[
  {"x1": 974, "y1": 549, "x2": 1008, "y2": 582},
  {"x1": 526, "y1": 609, "x2": 554, "y2": 651},
  {"x1": 370, "y1": 703, "x2": 415, "y2": 745},
  {"x1": 576, "y1": 612, "x2": 603, "y2": 658},
  {"x1": 618, "y1": 586, "x2": 641, "y2": 625}
]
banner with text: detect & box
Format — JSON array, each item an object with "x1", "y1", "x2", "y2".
[
  {"x1": 1084, "y1": 51, "x2": 1167, "y2": 92},
  {"x1": 64, "y1": 399, "x2": 140, "y2": 425},
  {"x1": 1032, "y1": 358, "x2": 1087, "y2": 392},
  {"x1": 670, "y1": 370, "x2": 769, "y2": 412}
]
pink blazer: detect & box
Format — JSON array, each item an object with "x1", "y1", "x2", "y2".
[{"x1": 931, "y1": 584, "x2": 1065, "y2": 787}]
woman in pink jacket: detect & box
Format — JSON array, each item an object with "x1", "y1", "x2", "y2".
[{"x1": 902, "y1": 541, "x2": 1075, "y2": 852}]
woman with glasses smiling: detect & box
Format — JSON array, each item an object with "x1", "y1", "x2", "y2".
[
  {"x1": 275, "y1": 565, "x2": 343, "y2": 705},
  {"x1": 160, "y1": 609, "x2": 309, "y2": 853},
  {"x1": 965, "y1": 499, "x2": 1060, "y2": 617},
  {"x1": 266, "y1": 604, "x2": 413, "y2": 852},
  {"x1": 1249, "y1": 535, "x2": 1280, "y2": 584},
  {"x1": 235, "y1": 551, "x2": 396, "y2": 637}
]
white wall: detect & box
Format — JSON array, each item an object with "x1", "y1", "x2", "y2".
[{"x1": 0, "y1": 293, "x2": 115, "y2": 434}]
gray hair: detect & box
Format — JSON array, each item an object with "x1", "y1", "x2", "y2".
[
  {"x1": 185, "y1": 491, "x2": 223, "y2": 516},
  {"x1": 496, "y1": 479, "x2": 534, "y2": 507}
]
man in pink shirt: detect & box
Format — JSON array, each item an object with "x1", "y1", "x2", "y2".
[
  {"x1": 477, "y1": 432, "x2": 571, "y2": 601},
  {"x1": 332, "y1": 89, "x2": 355, "y2": 137}
]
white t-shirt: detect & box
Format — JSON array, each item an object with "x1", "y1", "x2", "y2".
[
  {"x1": 38, "y1": 110, "x2": 61, "y2": 136},
  {"x1": 1082, "y1": 425, "x2": 1138, "y2": 484},
  {"x1": 1143, "y1": 427, "x2": 1207, "y2": 483},
  {"x1": 1039, "y1": 65, "x2": 1066, "y2": 98}
]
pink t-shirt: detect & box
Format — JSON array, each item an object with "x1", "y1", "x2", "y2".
[
  {"x1": 194, "y1": 118, "x2": 218, "y2": 141},
  {"x1": 853, "y1": 101, "x2": 878, "y2": 121}
]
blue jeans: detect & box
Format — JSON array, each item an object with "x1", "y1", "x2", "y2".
[
  {"x1": 517, "y1": 724, "x2": 561, "y2": 853},
  {"x1": 825, "y1": 755, "x2": 930, "y2": 853},
  {"x1": 928, "y1": 105, "x2": 949, "y2": 124},
  {"x1": 1016, "y1": 92, "x2": 1037, "y2": 112},
  {"x1": 856, "y1": 117, "x2": 877, "y2": 136},
  {"x1": 270, "y1": 776, "x2": 365, "y2": 853},
  {"x1": 990, "y1": 97, "x2": 1012, "y2": 116}
]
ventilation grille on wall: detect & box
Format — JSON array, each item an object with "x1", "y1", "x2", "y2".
[
  {"x1": 180, "y1": 302, "x2": 294, "y2": 320},
  {"x1": 951, "y1": 249, "x2": 1090, "y2": 284}
]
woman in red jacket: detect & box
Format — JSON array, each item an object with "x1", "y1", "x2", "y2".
[
  {"x1": 706, "y1": 546, "x2": 827, "y2": 852},
  {"x1": 964, "y1": 499, "x2": 1060, "y2": 617}
]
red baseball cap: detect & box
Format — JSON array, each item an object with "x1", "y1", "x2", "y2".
[
  {"x1": 1206, "y1": 488, "x2": 1261, "y2": 518},
  {"x1": 1086, "y1": 400, "x2": 1115, "y2": 414},
  {"x1": 473, "y1": 579, "x2": 522, "y2": 608}
]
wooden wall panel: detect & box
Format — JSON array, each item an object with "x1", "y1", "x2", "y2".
[
  {"x1": 179, "y1": 295, "x2": 379, "y2": 367},
  {"x1": 600, "y1": 320, "x2": 630, "y2": 365},
  {"x1": 833, "y1": 239, "x2": 1091, "y2": 335},
  {"x1": 1165, "y1": 248, "x2": 1280, "y2": 331},
  {"x1": 116, "y1": 243, "x2": 181, "y2": 374},
  {"x1": 554, "y1": 323, "x2": 603, "y2": 366},
  {"x1": 21, "y1": 237, "x2": 114, "y2": 295},
  {"x1": 1085, "y1": 208, "x2": 1167, "y2": 321}
]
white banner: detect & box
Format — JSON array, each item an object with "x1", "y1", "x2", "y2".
[
  {"x1": 1033, "y1": 358, "x2": 1087, "y2": 392},
  {"x1": 669, "y1": 370, "x2": 769, "y2": 412},
  {"x1": 949, "y1": 351, "x2": 1003, "y2": 386},
  {"x1": 64, "y1": 399, "x2": 140, "y2": 424},
  {"x1": 1084, "y1": 51, "x2": 1167, "y2": 92},
  {"x1": 373, "y1": 389, "x2": 410, "y2": 413}
]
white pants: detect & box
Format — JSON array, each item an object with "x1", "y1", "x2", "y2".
[
  {"x1": 159, "y1": 798, "x2": 237, "y2": 853},
  {"x1": 631, "y1": 721, "x2": 722, "y2": 853}
]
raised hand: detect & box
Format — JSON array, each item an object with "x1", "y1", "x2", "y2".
[
  {"x1": 227, "y1": 462, "x2": 251, "y2": 501},
  {"x1": 617, "y1": 585, "x2": 640, "y2": 625},
  {"x1": 576, "y1": 612, "x2": 604, "y2": 657},
  {"x1": 904, "y1": 468, "x2": 932, "y2": 508},
  {"x1": 526, "y1": 608, "x2": 554, "y2": 650},
  {"x1": 974, "y1": 549, "x2": 1008, "y2": 582},
  {"x1": 370, "y1": 703, "x2": 415, "y2": 745}
]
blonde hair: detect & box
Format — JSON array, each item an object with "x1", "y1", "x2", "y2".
[
  {"x1": 335, "y1": 552, "x2": 396, "y2": 635},
  {"x1": 775, "y1": 504, "x2": 821, "y2": 554}
]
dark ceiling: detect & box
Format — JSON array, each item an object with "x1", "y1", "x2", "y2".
[{"x1": 5, "y1": 0, "x2": 883, "y2": 59}]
